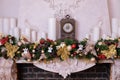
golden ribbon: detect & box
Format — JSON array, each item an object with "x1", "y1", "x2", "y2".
[
  {"x1": 5, "y1": 42, "x2": 19, "y2": 58},
  {"x1": 101, "y1": 44, "x2": 116, "y2": 59},
  {"x1": 57, "y1": 45, "x2": 70, "y2": 60}
]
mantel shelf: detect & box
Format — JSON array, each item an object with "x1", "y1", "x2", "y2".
[{"x1": 16, "y1": 59, "x2": 116, "y2": 64}]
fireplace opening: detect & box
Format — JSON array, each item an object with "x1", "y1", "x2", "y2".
[{"x1": 17, "y1": 63, "x2": 110, "y2": 80}]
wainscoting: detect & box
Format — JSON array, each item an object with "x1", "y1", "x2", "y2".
[{"x1": 17, "y1": 63, "x2": 110, "y2": 80}]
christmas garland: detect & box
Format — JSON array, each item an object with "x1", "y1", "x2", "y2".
[{"x1": 0, "y1": 34, "x2": 120, "y2": 62}]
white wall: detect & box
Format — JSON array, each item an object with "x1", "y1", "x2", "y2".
[
  {"x1": 0, "y1": 0, "x2": 19, "y2": 17},
  {"x1": 0, "y1": 0, "x2": 120, "y2": 40},
  {"x1": 108, "y1": 0, "x2": 120, "y2": 19},
  {"x1": 0, "y1": 0, "x2": 120, "y2": 19}
]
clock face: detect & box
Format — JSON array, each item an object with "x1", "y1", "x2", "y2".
[{"x1": 63, "y1": 23, "x2": 73, "y2": 33}]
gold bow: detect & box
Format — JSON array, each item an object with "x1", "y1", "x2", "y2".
[
  {"x1": 101, "y1": 44, "x2": 116, "y2": 59},
  {"x1": 57, "y1": 46, "x2": 70, "y2": 60},
  {"x1": 5, "y1": 42, "x2": 19, "y2": 58}
]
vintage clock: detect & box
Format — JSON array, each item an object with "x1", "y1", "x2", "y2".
[{"x1": 60, "y1": 15, "x2": 75, "y2": 39}]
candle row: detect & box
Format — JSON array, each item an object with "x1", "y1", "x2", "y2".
[
  {"x1": 24, "y1": 17, "x2": 57, "y2": 42},
  {"x1": 24, "y1": 28, "x2": 47, "y2": 42},
  {"x1": 0, "y1": 17, "x2": 17, "y2": 35},
  {"x1": 0, "y1": 17, "x2": 48, "y2": 42},
  {"x1": 86, "y1": 18, "x2": 120, "y2": 42}
]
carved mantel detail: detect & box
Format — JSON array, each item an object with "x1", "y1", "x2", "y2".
[{"x1": 0, "y1": 57, "x2": 17, "y2": 80}]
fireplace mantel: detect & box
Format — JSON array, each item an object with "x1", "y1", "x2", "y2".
[
  {"x1": 16, "y1": 59, "x2": 96, "y2": 78},
  {"x1": 16, "y1": 59, "x2": 120, "y2": 80}
]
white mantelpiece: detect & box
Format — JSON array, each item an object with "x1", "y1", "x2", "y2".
[
  {"x1": 16, "y1": 59, "x2": 120, "y2": 79},
  {"x1": 0, "y1": 57, "x2": 17, "y2": 80},
  {"x1": 110, "y1": 59, "x2": 120, "y2": 80}
]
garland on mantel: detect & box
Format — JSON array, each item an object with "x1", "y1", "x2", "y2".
[{"x1": 0, "y1": 34, "x2": 120, "y2": 62}]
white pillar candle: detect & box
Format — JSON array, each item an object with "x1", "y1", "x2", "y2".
[
  {"x1": 3, "y1": 18, "x2": 10, "y2": 35},
  {"x1": 10, "y1": 18, "x2": 17, "y2": 29},
  {"x1": 37, "y1": 32, "x2": 41, "y2": 41},
  {"x1": 25, "y1": 28, "x2": 31, "y2": 41},
  {"x1": 0, "y1": 18, "x2": 3, "y2": 33},
  {"x1": 112, "y1": 18, "x2": 118, "y2": 36},
  {"x1": 85, "y1": 34, "x2": 90, "y2": 40},
  {"x1": 9, "y1": 28, "x2": 13, "y2": 36},
  {"x1": 93, "y1": 27, "x2": 100, "y2": 42},
  {"x1": 31, "y1": 30, "x2": 37, "y2": 42},
  {"x1": 118, "y1": 27, "x2": 120, "y2": 37},
  {"x1": 48, "y1": 18, "x2": 56, "y2": 40},
  {"x1": 41, "y1": 32, "x2": 47, "y2": 39},
  {"x1": 112, "y1": 33, "x2": 117, "y2": 39},
  {"x1": 102, "y1": 34, "x2": 107, "y2": 39},
  {"x1": 13, "y1": 27, "x2": 20, "y2": 40}
]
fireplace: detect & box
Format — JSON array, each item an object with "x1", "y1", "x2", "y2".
[{"x1": 17, "y1": 63, "x2": 110, "y2": 80}]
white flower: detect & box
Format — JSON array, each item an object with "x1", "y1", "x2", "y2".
[
  {"x1": 48, "y1": 47, "x2": 53, "y2": 53},
  {"x1": 23, "y1": 48, "x2": 29, "y2": 54},
  {"x1": 9, "y1": 39, "x2": 13, "y2": 44},
  {"x1": 78, "y1": 45, "x2": 83, "y2": 50}
]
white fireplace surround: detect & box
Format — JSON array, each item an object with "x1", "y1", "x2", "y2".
[
  {"x1": 0, "y1": 56, "x2": 119, "y2": 79},
  {"x1": 16, "y1": 59, "x2": 119, "y2": 79}
]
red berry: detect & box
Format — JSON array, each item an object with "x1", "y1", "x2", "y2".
[
  {"x1": 115, "y1": 43, "x2": 118, "y2": 47},
  {"x1": 98, "y1": 54, "x2": 106, "y2": 59},
  {"x1": 101, "y1": 55, "x2": 106, "y2": 59},
  {"x1": 73, "y1": 52, "x2": 77, "y2": 56},
  {"x1": 40, "y1": 39, "x2": 45, "y2": 44},
  {"x1": 47, "y1": 38, "x2": 53, "y2": 42},
  {"x1": 71, "y1": 44, "x2": 76, "y2": 49}
]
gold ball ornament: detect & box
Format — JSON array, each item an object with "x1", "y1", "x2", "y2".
[
  {"x1": 54, "y1": 42, "x2": 57, "y2": 45},
  {"x1": 27, "y1": 59, "x2": 31, "y2": 62},
  {"x1": 98, "y1": 42, "x2": 102, "y2": 45},
  {"x1": 32, "y1": 50, "x2": 35, "y2": 53},
  {"x1": 90, "y1": 57, "x2": 95, "y2": 62},
  {"x1": 71, "y1": 54, "x2": 73, "y2": 57},
  {"x1": 17, "y1": 41, "x2": 22, "y2": 46},
  {"x1": 41, "y1": 50, "x2": 44, "y2": 53},
  {"x1": 79, "y1": 53, "x2": 83, "y2": 56},
  {"x1": 17, "y1": 51, "x2": 20, "y2": 54},
  {"x1": 32, "y1": 54, "x2": 35, "y2": 57},
  {"x1": 67, "y1": 45, "x2": 72, "y2": 51},
  {"x1": 21, "y1": 53, "x2": 25, "y2": 57}
]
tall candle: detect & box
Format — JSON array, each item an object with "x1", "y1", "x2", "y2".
[
  {"x1": 93, "y1": 27, "x2": 100, "y2": 42},
  {"x1": 10, "y1": 18, "x2": 17, "y2": 29},
  {"x1": 85, "y1": 34, "x2": 90, "y2": 40},
  {"x1": 31, "y1": 30, "x2": 37, "y2": 42},
  {"x1": 9, "y1": 28, "x2": 13, "y2": 36},
  {"x1": 118, "y1": 27, "x2": 120, "y2": 37},
  {"x1": 48, "y1": 18, "x2": 56, "y2": 40},
  {"x1": 13, "y1": 27, "x2": 20, "y2": 40},
  {"x1": 25, "y1": 28, "x2": 31, "y2": 41},
  {"x1": 37, "y1": 32, "x2": 41, "y2": 41},
  {"x1": 3, "y1": 18, "x2": 10, "y2": 35},
  {"x1": 0, "y1": 18, "x2": 3, "y2": 33},
  {"x1": 112, "y1": 33, "x2": 117, "y2": 38},
  {"x1": 112, "y1": 18, "x2": 118, "y2": 35},
  {"x1": 41, "y1": 32, "x2": 47, "y2": 39},
  {"x1": 102, "y1": 34, "x2": 107, "y2": 39}
]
